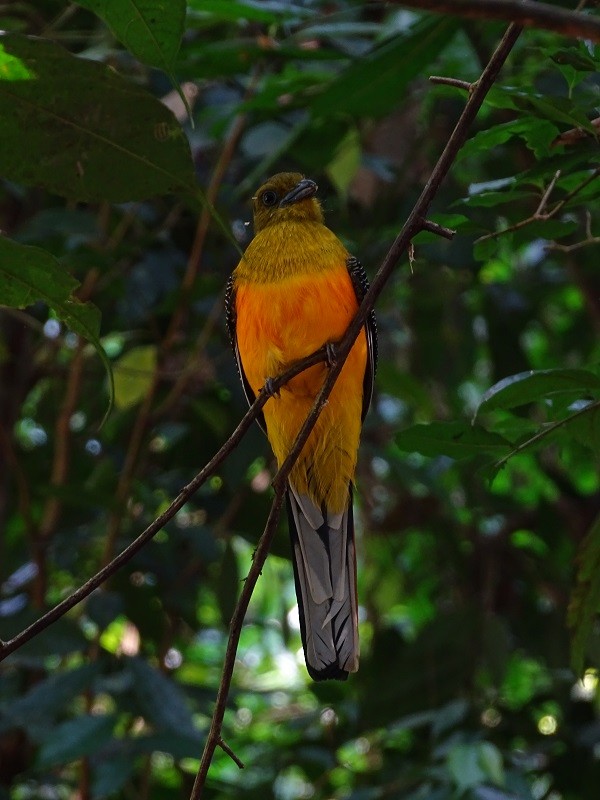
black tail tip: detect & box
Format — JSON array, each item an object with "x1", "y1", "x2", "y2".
[{"x1": 306, "y1": 663, "x2": 350, "y2": 682}]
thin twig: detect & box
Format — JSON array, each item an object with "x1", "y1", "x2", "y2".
[
  {"x1": 189, "y1": 22, "x2": 524, "y2": 799},
  {"x1": 429, "y1": 76, "x2": 473, "y2": 91},
  {"x1": 191, "y1": 487, "x2": 287, "y2": 793},
  {"x1": 420, "y1": 218, "x2": 456, "y2": 240},
  {"x1": 545, "y1": 236, "x2": 600, "y2": 253},
  {"x1": 218, "y1": 737, "x2": 245, "y2": 769},
  {"x1": 476, "y1": 168, "x2": 600, "y2": 243},
  {"x1": 393, "y1": 0, "x2": 600, "y2": 42},
  {"x1": 0, "y1": 348, "x2": 328, "y2": 662},
  {"x1": 493, "y1": 399, "x2": 600, "y2": 473}
]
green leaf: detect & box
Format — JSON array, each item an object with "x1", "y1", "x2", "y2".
[
  {"x1": 127, "y1": 657, "x2": 197, "y2": 735},
  {"x1": 460, "y1": 118, "x2": 559, "y2": 161},
  {"x1": 478, "y1": 742, "x2": 505, "y2": 787},
  {"x1": 113, "y1": 345, "x2": 157, "y2": 411},
  {"x1": 128, "y1": 731, "x2": 204, "y2": 758},
  {"x1": 326, "y1": 126, "x2": 361, "y2": 200},
  {"x1": 36, "y1": 714, "x2": 116, "y2": 768},
  {"x1": 569, "y1": 512, "x2": 600, "y2": 675},
  {"x1": 476, "y1": 369, "x2": 600, "y2": 415},
  {"x1": 76, "y1": 0, "x2": 186, "y2": 70},
  {"x1": 0, "y1": 664, "x2": 99, "y2": 739},
  {"x1": 0, "y1": 34, "x2": 195, "y2": 202},
  {"x1": 310, "y1": 16, "x2": 457, "y2": 118},
  {"x1": 447, "y1": 743, "x2": 487, "y2": 792},
  {"x1": 0, "y1": 236, "x2": 114, "y2": 413},
  {"x1": 550, "y1": 47, "x2": 599, "y2": 73},
  {"x1": 91, "y1": 754, "x2": 136, "y2": 799},
  {"x1": 396, "y1": 422, "x2": 511, "y2": 460},
  {"x1": 487, "y1": 86, "x2": 598, "y2": 133},
  {"x1": 458, "y1": 189, "x2": 535, "y2": 209},
  {"x1": 561, "y1": 400, "x2": 600, "y2": 453}
]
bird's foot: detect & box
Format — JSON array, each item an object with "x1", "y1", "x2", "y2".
[
  {"x1": 325, "y1": 342, "x2": 337, "y2": 368},
  {"x1": 263, "y1": 377, "x2": 280, "y2": 398}
]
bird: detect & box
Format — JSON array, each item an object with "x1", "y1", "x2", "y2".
[{"x1": 225, "y1": 172, "x2": 377, "y2": 680}]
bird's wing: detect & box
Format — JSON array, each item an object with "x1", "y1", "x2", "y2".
[
  {"x1": 346, "y1": 256, "x2": 378, "y2": 421},
  {"x1": 225, "y1": 274, "x2": 266, "y2": 433}
]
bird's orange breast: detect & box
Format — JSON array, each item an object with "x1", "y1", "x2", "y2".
[{"x1": 234, "y1": 267, "x2": 367, "y2": 513}]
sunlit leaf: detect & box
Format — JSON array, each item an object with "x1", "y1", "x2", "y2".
[{"x1": 113, "y1": 345, "x2": 157, "y2": 411}]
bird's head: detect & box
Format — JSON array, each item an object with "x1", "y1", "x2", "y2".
[{"x1": 252, "y1": 172, "x2": 323, "y2": 232}]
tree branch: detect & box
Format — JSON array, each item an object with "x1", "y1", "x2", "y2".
[
  {"x1": 393, "y1": 0, "x2": 600, "y2": 42},
  {"x1": 189, "y1": 21, "x2": 524, "y2": 799},
  {"x1": 0, "y1": 348, "x2": 328, "y2": 660}
]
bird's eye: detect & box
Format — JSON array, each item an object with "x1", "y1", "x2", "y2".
[{"x1": 261, "y1": 190, "x2": 278, "y2": 207}]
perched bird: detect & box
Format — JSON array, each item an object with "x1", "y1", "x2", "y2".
[{"x1": 226, "y1": 172, "x2": 377, "y2": 680}]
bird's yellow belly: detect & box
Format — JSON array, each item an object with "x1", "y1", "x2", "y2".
[{"x1": 235, "y1": 270, "x2": 367, "y2": 513}]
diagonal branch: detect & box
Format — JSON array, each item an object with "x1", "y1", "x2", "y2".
[
  {"x1": 0, "y1": 348, "x2": 329, "y2": 661},
  {"x1": 189, "y1": 22, "x2": 524, "y2": 800}
]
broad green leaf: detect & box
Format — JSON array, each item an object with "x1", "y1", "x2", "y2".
[
  {"x1": 459, "y1": 118, "x2": 559, "y2": 161},
  {"x1": 457, "y1": 189, "x2": 536, "y2": 209},
  {"x1": 0, "y1": 34, "x2": 195, "y2": 202},
  {"x1": 396, "y1": 422, "x2": 511, "y2": 460},
  {"x1": 128, "y1": 732, "x2": 204, "y2": 758},
  {"x1": 447, "y1": 743, "x2": 487, "y2": 791},
  {"x1": 0, "y1": 664, "x2": 99, "y2": 740},
  {"x1": 487, "y1": 86, "x2": 598, "y2": 132},
  {"x1": 489, "y1": 400, "x2": 600, "y2": 479},
  {"x1": 91, "y1": 755, "x2": 136, "y2": 799},
  {"x1": 310, "y1": 17, "x2": 457, "y2": 118},
  {"x1": 128, "y1": 657, "x2": 197, "y2": 735},
  {"x1": 181, "y1": 38, "x2": 342, "y2": 80},
  {"x1": 500, "y1": 654, "x2": 551, "y2": 710},
  {"x1": 113, "y1": 345, "x2": 157, "y2": 411},
  {"x1": 511, "y1": 529, "x2": 549, "y2": 557},
  {"x1": 36, "y1": 714, "x2": 116, "y2": 767},
  {"x1": 478, "y1": 742, "x2": 505, "y2": 787},
  {"x1": 0, "y1": 236, "x2": 114, "y2": 411},
  {"x1": 521, "y1": 95, "x2": 597, "y2": 133},
  {"x1": 561, "y1": 400, "x2": 600, "y2": 453},
  {"x1": 476, "y1": 369, "x2": 600, "y2": 415},
  {"x1": 569, "y1": 512, "x2": 600, "y2": 675},
  {"x1": 76, "y1": 0, "x2": 185, "y2": 70}
]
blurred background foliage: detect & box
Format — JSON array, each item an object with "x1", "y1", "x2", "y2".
[{"x1": 0, "y1": 1, "x2": 600, "y2": 799}]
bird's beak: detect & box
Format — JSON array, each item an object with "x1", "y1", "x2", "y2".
[{"x1": 279, "y1": 178, "x2": 318, "y2": 207}]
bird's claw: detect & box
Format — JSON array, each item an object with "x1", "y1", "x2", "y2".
[
  {"x1": 263, "y1": 377, "x2": 280, "y2": 398},
  {"x1": 325, "y1": 342, "x2": 337, "y2": 368}
]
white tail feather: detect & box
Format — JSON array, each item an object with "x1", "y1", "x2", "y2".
[{"x1": 287, "y1": 486, "x2": 359, "y2": 680}]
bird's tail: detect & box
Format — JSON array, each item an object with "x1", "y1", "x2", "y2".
[{"x1": 286, "y1": 484, "x2": 359, "y2": 681}]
